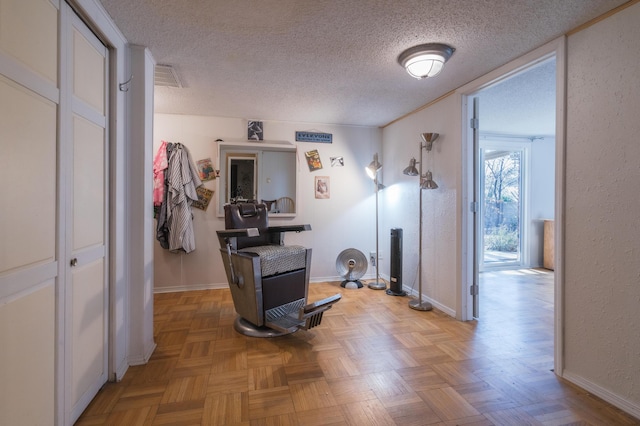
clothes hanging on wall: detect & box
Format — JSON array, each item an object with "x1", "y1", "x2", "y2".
[
  {"x1": 155, "y1": 142, "x2": 202, "y2": 253},
  {"x1": 153, "y1": 140, "x2": 168, "y2": 207}
]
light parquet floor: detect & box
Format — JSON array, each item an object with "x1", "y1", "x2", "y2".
[{"x1": 76, "y1": 269, "x2": 639, "y2": 425}]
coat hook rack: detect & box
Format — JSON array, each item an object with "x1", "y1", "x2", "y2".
[{"x1": 119, "y1": 74, "x2": 133, "y2": 92}]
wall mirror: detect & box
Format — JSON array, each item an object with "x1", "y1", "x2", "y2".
[
  {"x1": 226, "y1": 153, "x2": 257, "y2": 202},
  {"x1": 217, "y1": 141, "x2": 297, "y2": 217}
]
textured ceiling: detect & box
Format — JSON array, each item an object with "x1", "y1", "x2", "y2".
[{"x1": 99, "y1": 0, "x2": 627, "y2": 129}]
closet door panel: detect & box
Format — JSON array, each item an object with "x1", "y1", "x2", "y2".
[
  {"x1": 70, "y1": 258, "x2": 105, "y2": 404},
  {"x1": 72, "y1": 114, "x2": 105, "y2": 250},
  {"x1": 0, "y1": 282, "x2": 55, "y2": 425},
  {"x1": 0, "y1": 74, "x2": 56, "y2": 274},
  {"x1": 72, "y1": 25, "x2": 105, "y2": 114},
  {"x1": 0, "y1": 0, "x2": 57, "y2": 84}
]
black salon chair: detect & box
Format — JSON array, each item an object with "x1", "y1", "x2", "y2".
[{"x1": 216, "y1": 202, "x2": 341, "y2": 337}]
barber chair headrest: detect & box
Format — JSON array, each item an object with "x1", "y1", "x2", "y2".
[
  {"x1": 225, "y1": 202, "x2": 269, "y2": 231},
  {"x1": 239, "y1": 203, "x2": 257, "y2": 217}
]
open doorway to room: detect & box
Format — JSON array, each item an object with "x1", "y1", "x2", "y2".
[{"x1": 462, "y1": 41, "x2": 564, "y2": 372}]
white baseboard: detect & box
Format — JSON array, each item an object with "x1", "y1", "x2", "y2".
[
  {"x1": 150, "y1": 278, "x2": 457, "y2": 319},
  {"x1": 128, "y1": 342, "x2": 157, "y2": 366},
  {"x1": 310, "y1": 275, "x2": 343, "y2": 283},
  {"x1": 310, "y1": 273, "x2": 380, "y2": 284},
  {"x1": 562, "y1": 371, "x2": 640, "y2": 420},
  {"x1": 113, "y1": 360, "x2": 129, "y2": 382},
  {"x1": 154, "y1": 283, "x2": 227, "y2": 293},
  {"x1": 403, "y1": 285, "x2": 457, "y2": 318}
]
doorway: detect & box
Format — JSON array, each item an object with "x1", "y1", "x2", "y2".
[{"x1": 461, "y1": 37, "x2": 565, "y2": 373}]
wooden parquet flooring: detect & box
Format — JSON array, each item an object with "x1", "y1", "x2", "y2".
[{"x1": 76, "y1": 270, "x2": 639, "y2": 425}]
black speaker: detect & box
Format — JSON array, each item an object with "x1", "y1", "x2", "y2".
[{"x1": 387, "y1": 228, "x2": 406, "y2": 296}]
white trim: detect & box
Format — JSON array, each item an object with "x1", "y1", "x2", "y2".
[
  {"x1": 154, "y1": 283, "x2": 228, "y2": 293},
  {"x1": 553, "y1": 36, "x2": 567, "y2": 379},
  {"x1": 0, "y1": 262, "x2": 58, "y2": 305},
  {"x1": 0, "y1": 51, "x2": 59, "y2": 104},
  {"x1": 56, "y1": 5, "x2": 71, "y2": 424},
  {"x1": 562, "y1": 371, "x2": 640, "y2": 420},
  {"x1": 403, "y1": 286, "x2": 457, "y2": 318},
  {"x1": 127, "y1": 342, "x2": 157, "y2": 367},
  {"x1": 113, "y1": 360, "x2": 128, "y2": 382},
  {"x1": 457, "y1": 37, "x2": 566, "y2": 376}
]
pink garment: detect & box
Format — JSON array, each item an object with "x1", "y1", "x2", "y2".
[{"x1": 153, "y1": 140, "x2": 168, "y2": 206}]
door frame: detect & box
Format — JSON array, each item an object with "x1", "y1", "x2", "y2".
[{"x1": 459, "y1": 36, "x2": 566, "y2": 376}]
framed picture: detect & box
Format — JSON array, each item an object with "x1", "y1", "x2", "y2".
[
  {"x1": 315, "y1": 176, "x2": 330, "y2": 199},
  {"x1": 248, "y1": 120, "x2": 263, "y2": 140},
  {"x1": 305, "y1": 149, "x2": 323, "y2": 171},
  {"x1": 192, "y1": 186, "x2": 214, "y2": 211},
  {"x1": 196, "y1": 158, "x2": 215, "y2": 181}
]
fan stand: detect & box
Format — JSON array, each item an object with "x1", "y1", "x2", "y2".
[
  {"x1": 336, "y1": 252, "x2": 367, "y2": 289},
  {"x1": 386, "y1": 287, "x2": 407, "y2": 296},
  {"x1": 341, "y1": 279, "x2": 363, "y2": 289}
]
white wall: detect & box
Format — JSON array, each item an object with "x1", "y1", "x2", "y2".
[
  {"x1": 153, "y1": 114, "x2": 382, "y2": 291},
  {"x1": 563, "y1": 2, "x2": 640, "y2": 414},
  {"x1": 382, "y1": 97, "x2": 462, "y2": 317}
]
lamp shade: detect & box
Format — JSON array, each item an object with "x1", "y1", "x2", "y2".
[
  {"x1": 420, "y1": 133, "x2": 439, "y2": 151},
  {"x1": 403, "y1": 158, "x2": 419, "y2": 176},
  {"x1": 366, "y1": 153, "x2": 382, "y2": 180},
  {"x1": 421, "y1": 171, "x2": 438, "y2": 189},
  {"x1": 398, "y1": 43, "x2": 455, "y2": 79}
]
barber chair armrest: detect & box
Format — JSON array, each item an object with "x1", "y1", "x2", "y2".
[
  {"x1": 217, "y1": 228, "x2": 260, "y2": 239},
  {"x1": 267, "y1": 224, "x2": 311, "y2": 233},
  {"x1": 265, "y1": 224, "x2": 311, "y2": 246},
  {"x1": 217, "y1": 225, "x2": 311, "y2": 249}
]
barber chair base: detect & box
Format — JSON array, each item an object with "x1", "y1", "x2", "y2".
[
  {"x1": 233, "y1": 293, "x2": 342, "y2": 338},
  {"x1": 234, "y1": 317, "x2": 293, "y2": 338}
]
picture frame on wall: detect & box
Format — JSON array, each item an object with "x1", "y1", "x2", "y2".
[
  {"x1": 315, "y1": 176, "x2": 330, "y2": 199},
  {"x1": 248, "y1": 120, "x2": 263, "y2": 140},
  {"x1": 305, "y1": 150, "x2": 323, "y2": 171},
  {"x1": 196, "y1": 158, "x2": 216, "y2": 181},
  {"x1": 192, "y1": 186, "x2": 214, "y2": 211}
]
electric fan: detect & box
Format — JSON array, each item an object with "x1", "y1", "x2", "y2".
[{"x1": 336, "y1": 248, "x2": 368, "y2": 289}]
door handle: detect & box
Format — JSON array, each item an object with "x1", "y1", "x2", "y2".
[{"x1": 70, "y1": 258, "x2": 78, "y2": 267}]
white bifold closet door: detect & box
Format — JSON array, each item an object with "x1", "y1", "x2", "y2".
[{"x1": 63, "y1": 4, "x2": 109, "y2": 423}]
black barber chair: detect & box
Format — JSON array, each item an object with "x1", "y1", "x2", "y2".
[{"x1": 216, "y1": 202, "x2": 341, "y2": 337}]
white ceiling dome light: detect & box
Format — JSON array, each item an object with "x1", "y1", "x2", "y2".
[{"x1": 397, "y1": 43, "x2": 455, "y2": 79}]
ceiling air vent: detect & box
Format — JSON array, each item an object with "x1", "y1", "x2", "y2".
[{"x1": 154, "y1": 64, "x2": 183, "y2": 88}]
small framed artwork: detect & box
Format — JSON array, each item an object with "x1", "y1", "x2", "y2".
[
  {"x1": 248, "y1": 120, "x2": 263, "y2": 140},
  {"x1": 315, "y1": 176, "x2": 330, "y2": 199},
  {"x1": 192, "y1": 186, "x2": 214, "y2": 211},
  {"x1": 305, "y1": 149, "x2": 323, "y2": 171},
  {"x1": 196, "y1": 158, "x2": 216, "y2": 181},
  {"x1": 330, "y1": 156, "x2": 344, "y2": 167}
]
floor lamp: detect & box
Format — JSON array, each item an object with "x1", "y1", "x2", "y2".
[
  {"x1": 366, "y1": 153, "x2": 386, "y2": 290},
  {"x1": 402, "y1": 133, "x2": 439, "y2": 310}
]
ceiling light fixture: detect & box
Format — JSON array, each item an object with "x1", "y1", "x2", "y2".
[{"x1": 397, "y1": 43, "x2": 455, "y2": 79}]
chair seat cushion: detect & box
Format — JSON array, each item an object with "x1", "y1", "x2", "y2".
[{"x1": 239, "y1": 245, "x2": 307, "y2": 277}]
